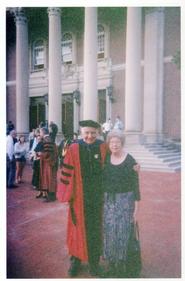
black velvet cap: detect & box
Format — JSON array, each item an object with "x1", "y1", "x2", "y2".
[{"x1": 79, "y1": 120, "x2": 101, "y2": 128}]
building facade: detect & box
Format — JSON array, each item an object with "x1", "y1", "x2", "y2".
[{"x1": 6, "y1": 7, "x2": 181, "y2": 142}]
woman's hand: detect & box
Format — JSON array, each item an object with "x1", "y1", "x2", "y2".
[
  {"x1": 133, "y1": 163, "x2": 140, "y2": 173},
  {"x1": 133, "y1": 201, "x2": 139, "y2": 222}
]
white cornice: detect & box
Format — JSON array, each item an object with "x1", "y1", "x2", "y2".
[
  {"x1": 163, "y1": 56, "x2": 173, "y2": 63},
  {"x1": 6, "y1": 80, "x2": 16, "y2": 86},
  {"x1": 111, "y1": 56, "x2": 173, "y2": 72}
]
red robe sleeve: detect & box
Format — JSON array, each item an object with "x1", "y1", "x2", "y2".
[{"x1": 57, "y1": 146, "x2": 75, "y2": 202}]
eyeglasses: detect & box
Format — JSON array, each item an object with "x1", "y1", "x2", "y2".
[{"x1": 109, "y1": 141, "x2": 122, "y2": 145}]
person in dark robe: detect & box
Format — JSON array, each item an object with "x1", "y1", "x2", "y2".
[
  {"x1": 49, "y1": 121, "x2": 58, "y2": 143},
  {"x1": 58, "y1": 132, "x2": 78, "y2": 167},
  {"x1": 39, "y1": 127, "x2": 58, "y2": 202},
  {"x1": 58, "y1": 135, "x2": 72, "y2": 167},
  {"x1": 32, "y1": 134, "x2": 42, "y2": 191},
  {"x1": 57, "y1": 120, "x2": 107, "y2": 277}
]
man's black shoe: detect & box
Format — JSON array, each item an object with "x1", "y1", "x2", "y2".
[
  {"x1": 68, "y1": 256, "x2": 81, "y2": 277},
  {"x1": 43, "y1": 197, "x2": 56, "y2": 203},
  {"x1": 7, "y1": 184, "x2": 18, "y2": 188}
]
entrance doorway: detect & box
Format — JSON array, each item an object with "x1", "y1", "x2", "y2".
[
  {"x1": 29, "y1": 97, "x2": 45, "y2": 130},
  {"x1": 62, "y1": 93, "x2": 74, "y2": 137},
  {"x1": 98, "y1": 89, "x2": 106, "y2": 124}
]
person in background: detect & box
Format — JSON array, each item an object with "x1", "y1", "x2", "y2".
[
  {"x1": 31, "y1": 134, "x2": 42, "y2": 190},
  {"x1": 102, "y1": 118, "x2": 113, "y2": 140},
  {"x1": 6, "y1": 130, "x2": 17, "y2": 188},
  {"x1": 29, "y1": 128, "x2": 40, "y2": 157},
  {"x1": 39, "y1": 121, "x2": 45, "y2": 129},
  {"x1": 58, "y1": 132, "x2": 79, "y2": 169},
  {"x1": 113, "y1": 115, "x2": 124, "y2": 131},
  {"x1": 38, "y1": 127, "x2": 58, "y2": 202},
  {"x1": 14, "y1": 135, "x2": 29, "y2": 184},
  {"x1": 6, "y1": 120, "x2": 15, "y2": 135},
  {"x1": 58, "y1": 134, "x2": 73, "y2": 167},
  {"x1": 49, "y1": 121, "x2": 58, "y2": 143},
  {"x1": 73, "y1": 132, "x2": 79, "y2": 142},
  {"x1": 28, "y1": 129, "x2": 35, "y2": 150},
  {"x1": 102, "y1": 129, "x2": 140, "y2": 277}
]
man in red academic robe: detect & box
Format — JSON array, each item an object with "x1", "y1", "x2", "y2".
[{"x1": 57, "y1": 120, "x2": 107, "y2": 277}]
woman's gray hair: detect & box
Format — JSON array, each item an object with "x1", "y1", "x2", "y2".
[{"x1": 106, "y1": 129, "x2": 125, "y2": 146}]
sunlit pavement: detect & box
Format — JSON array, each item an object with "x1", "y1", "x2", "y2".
[{"x1": 7, "y1": 164, "x2": 181, "y2": 278}]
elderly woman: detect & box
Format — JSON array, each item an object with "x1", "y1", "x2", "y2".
[{"x1": 102, "y1": 129, "x2": 141, "y2": 278}]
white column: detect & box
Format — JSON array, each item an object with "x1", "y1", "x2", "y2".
[
  {"x1": 15, "y1": 9, "x2": 29, "y2": 134},
  {"x1": 125, "y1": 8, "x2": 142, "y2": 134},
  {"x1": 73, "y1": 89, "x2": 80, "y2": 133},
  {"x1": 45, "y1": 100, "x2": 48, "y2": 125},
  {"x1": 106, "y1": 94, "x2": 111, "y2": 121},
  {"x1": 73, "y1": 100, "x2": 79, "y2": 133},
  {"x1": 83, "y1": 7, "x2": 98, "y2": 120},
  {"x1": 143, "y1": 8, "x2": 164, "y2": 143},
  {"x1": 48, "y1": 7, "x2": 62, "y2": 132},
  {"x1": 106, "y1": 85, "x2": 113, "y2": 120}
]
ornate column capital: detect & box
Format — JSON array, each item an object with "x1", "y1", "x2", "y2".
[
  {"x1": 13, "y1": 8, "x2": 27, "y2": 25},
  {"x1": 47, "y1": 7, "x2": 61, "y2": 17},
  {"x1": 144, "y1": 7, "x2": 165, "y2": 15}
]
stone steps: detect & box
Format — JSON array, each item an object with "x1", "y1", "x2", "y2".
[
  {"x1": 124, "y1": 142, "x2": 181, "y2": 172},
  {"x1": 162, "y1": 156, "x2": 181, "y2": 162},
  {"x1": 158, "y1": 152, "x2": 180, "y2": 158},
  {"x1": 152, "y1": 150, "x2": 179, "y2": 154}
]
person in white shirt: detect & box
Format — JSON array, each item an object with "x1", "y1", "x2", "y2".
[
  {"x1": 113, "y1": 115, "x2": 124, "y2": 131},
  {"x1": 28, "y1": 129, "x2": 35, "y2": 150},
  {"x1": 14, "y1": 135, "x2": 29, "y2": 184},
  {"x1": 6, "y1": 130, "x2": 17, "y2": 188},
  {"x1": 102, "y1": 118, "x2": 113, "y2": 140},
  {"x1": 29, "y1": 128, "x2": 40, "y2": 160}
]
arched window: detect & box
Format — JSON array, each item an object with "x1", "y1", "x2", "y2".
[
  {"x1": 33, "y1": 40, "x2": 45, "y2": 70},
  {"x1": 98, "y1": 24, "x2": 105, "y2": 59},
  {"x1": 62, "y1": 33, "x2": 73, "y2": 64}
]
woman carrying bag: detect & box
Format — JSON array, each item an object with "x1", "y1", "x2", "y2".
[{"x1": 102, "y1": 129, "x2": 141, "y2": 278}]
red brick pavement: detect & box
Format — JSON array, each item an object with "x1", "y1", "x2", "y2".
[{"x1": 7, "y1": 164, "x2": 181, "y2": 278}]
